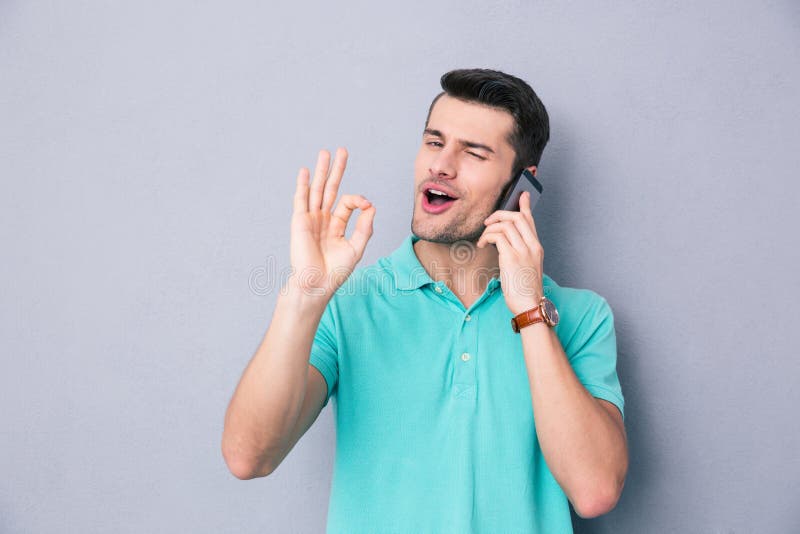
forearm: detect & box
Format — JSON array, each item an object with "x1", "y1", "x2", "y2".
[
  {"x1": 222, "y1": 281, "x2": 328, "y2": 478},
  {"x1": 520, "y1": 322, "x2": 628, "y2": 517}
]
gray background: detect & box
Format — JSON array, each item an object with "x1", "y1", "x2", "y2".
[{"x1": 1, "y1": 1, "x2": 798, "y2": 533}]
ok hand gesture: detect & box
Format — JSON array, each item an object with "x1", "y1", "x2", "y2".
[{"x1": 288, "y1": 148, "x2": 376, "y2": 300}]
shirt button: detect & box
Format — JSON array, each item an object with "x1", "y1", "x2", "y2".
[
  {"x1": 465, "y1": 314, "x2": 471, "y2": 322},
  {"x1": 461, "y1": 352, "x2": 471, "y2": 361},
  {"x1": 434, "y1": 285, "x2": 443, "y2": 293}
]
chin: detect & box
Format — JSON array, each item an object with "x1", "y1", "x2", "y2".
[{"x1": 411, "y1": 220, "x2": 482, "y2": 245}]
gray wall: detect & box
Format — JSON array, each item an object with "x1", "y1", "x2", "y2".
[{"x1": 1, "y1": 1, "x2": 798, "y2": 533}]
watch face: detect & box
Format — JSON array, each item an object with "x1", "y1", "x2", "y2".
[{"x1": 542, "y1": 298, "x2": 559, "y2": 326}]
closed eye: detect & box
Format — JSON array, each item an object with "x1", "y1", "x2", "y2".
[{"x1": 427, "y1": 141, "x2": 486, "y2": 160}]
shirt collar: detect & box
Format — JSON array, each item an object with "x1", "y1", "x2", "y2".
[
  {"x1": 388, "y1": 233, "x2": 501, "y2": 293},
  {"x1": 388, "y1": 233, "x2": 433, "y2": 290}
]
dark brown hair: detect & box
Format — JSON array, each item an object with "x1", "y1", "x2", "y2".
[{"x1": 425, "y1": 68, "x2": 550, "y2": 175}]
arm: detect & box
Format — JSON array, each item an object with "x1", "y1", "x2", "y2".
[
  {"x1": 519, "y1": 322, "x2": 628, "y2": 518},
  {"x1": 221, "y1": 286, "x2": 329, "y2": 479},
  {"x1": 221, "y1": 147, "x2": 375, "y2": 479},
  {"x1": 477, "y1": 188, "x2": 627, "y2": 518}
]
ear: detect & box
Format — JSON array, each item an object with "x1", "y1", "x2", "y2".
[{"x1": 526, "y1": 165, "x2": 538, "y2": 177}]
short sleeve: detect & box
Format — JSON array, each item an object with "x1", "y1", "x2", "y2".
[
  {"x1": 565, "y1": 295, "x2": 625, "y2": 421},
  {"x1": 308, "y1": 299, "x2": 339, "y2": 408}
]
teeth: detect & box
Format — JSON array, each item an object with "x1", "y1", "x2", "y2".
[{"x1": 429, "y1": 189, "x2": 450, "y2": 197}]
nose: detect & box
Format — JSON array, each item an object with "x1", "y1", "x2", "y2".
[{"x1": 429, "y1": 147, "x2": 456, "y2": 179}]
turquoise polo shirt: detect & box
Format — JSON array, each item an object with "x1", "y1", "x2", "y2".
[{"x1": 309, "y1": 232, "x2": 624, "y2": 534}]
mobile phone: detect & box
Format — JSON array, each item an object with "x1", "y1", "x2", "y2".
[{"x1": 496, "y1": 169, "x2": 543, "y2": 212}]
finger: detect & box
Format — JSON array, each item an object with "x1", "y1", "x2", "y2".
[
  {"x1": 476, "y1": 224, "x2": 504, "y2": 249},
  {"x1": 519, "y1": 191, "x2": 540, "y2": 242},
  {"x1": 519, "y1": 190, "x2": 533, "y2": 222},
  {"x1": 309, "y1": 149, "x2": 331, "y2": 212},
  {"x1": 329, "y1": 194, "x2": 372, "y2": 238},
  {"x1": 483, "y1": 210, "x2": 538, "y2": 250},
  {"x1": 293, "y1": 167, "x2": 310, "y2": 214},
  {"x1": 480, "y1": 231, "x2": 513, "y2": 257},
  {"x1": 322, "y1": 147, "x2": 348, "y2": 213},
  {"x1": 476, "y1": 221, "x2": 499, "y2": 248},
  {"x1": 484, "y1": 204, "x2": 530, "y2": 225},
  {"x1": 484, "y1": 209, "x2": 514, "y2": 224},
  {"x1": 348, "y1": 204, "x2": 376, "y2": 258},
  {"x1": 488, "y1": 220, "x2": 527, "y2": 255}
]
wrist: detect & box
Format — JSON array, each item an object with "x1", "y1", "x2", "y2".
[
  {"x1": 279, "y1": 276, "x2": 331, "y2": 315},
  {"x1": 510, "y1": 298, "x2": 541, "y2": 316},
  {"x1": 510, "y1": 296, "x2": 559, "y2": 332}
]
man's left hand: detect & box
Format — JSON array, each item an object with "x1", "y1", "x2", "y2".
[{"x1": 476, "y1": 191, "x2": 544, "y2": 316}]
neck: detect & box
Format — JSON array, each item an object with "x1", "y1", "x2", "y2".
[{"x1": 413, "y1": 237, "x2": 501, "y2": 299}]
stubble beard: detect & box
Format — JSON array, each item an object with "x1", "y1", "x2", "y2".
[{"x1": 412, "y1": 202, "x2": 495, "y2": 245}]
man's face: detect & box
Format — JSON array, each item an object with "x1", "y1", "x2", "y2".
[{"x1": 412, "y1": 94, "x2": 518, "y2": 244}]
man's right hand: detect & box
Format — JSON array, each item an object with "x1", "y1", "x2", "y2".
[{"x1": 288, "y1": 147, "x2": 376, "y2": 300}]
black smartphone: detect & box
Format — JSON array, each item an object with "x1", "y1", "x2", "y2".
[{"x1": 497, "y1": 169, "x2": 543, "y2": 212}]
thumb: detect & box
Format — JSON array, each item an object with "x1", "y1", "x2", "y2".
[{"x1": 348, "y1": 204, "x2": 376, "y2": 259}]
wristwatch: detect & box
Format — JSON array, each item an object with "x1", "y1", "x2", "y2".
[{"x1": 510, "y1": 297, "x2": 559, "y2": 333}]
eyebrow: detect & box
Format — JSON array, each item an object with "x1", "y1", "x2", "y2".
[{"x1": 423, "y1": 128, "x2": 496, "y2": 154}]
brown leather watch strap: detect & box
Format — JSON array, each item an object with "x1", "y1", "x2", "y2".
[{"x1": 510, "y1": 304, "x2": 545, "y2": 333}]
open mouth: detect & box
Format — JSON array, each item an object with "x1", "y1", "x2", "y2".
[
  {"x1": 426, "y1": 188, "x2": 456, "y2": 204},
  {"x1": 422, "y1": 188, "x2": 458, "y2": 213}
]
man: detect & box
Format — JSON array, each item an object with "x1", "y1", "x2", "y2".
[{"x1": 222, "y1": 68, "x2": 628, "y2": 533}]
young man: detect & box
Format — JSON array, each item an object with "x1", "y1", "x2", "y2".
[{"x1": 222, "y1": 68, "x2": 628, "y2": 533}]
